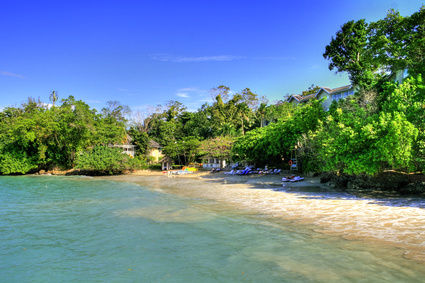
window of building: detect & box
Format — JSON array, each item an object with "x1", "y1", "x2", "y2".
[
  {"x1": 333, "y1": 93, "x2": 342, "y2": 100},
  {"x1": 334, "y1": 90, "x2": 354, "y2": 101},
  {"x1": 403, "y1": 69, "x2": 408, "y2": 79}
]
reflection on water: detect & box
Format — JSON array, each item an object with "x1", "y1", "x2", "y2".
[
  {"x1": 117, "y1": 205, "x2": 215, "y2": 223},
  {"x1": 1, "y1": 176, "x2": 425, "y2": 282}
]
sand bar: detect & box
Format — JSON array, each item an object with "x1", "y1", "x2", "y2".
[{"x1": 102, "y1": 170, "x2": 425, "y2": 262}]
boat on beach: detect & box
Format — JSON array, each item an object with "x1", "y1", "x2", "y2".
[{"x1": 282, "y1": 176, "x2": 304, "y2": 182}]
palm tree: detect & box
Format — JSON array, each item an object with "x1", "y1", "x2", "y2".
[
  {"x1": 237, "y1": 103, "x2": 251, "y2": 136},
  {"x1": 49, "y1": 91, "x2": 59, "y2": 107}
]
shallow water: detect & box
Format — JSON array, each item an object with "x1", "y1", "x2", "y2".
[{"x1": 1, "y1": 176, "x2": 425, "y2": 282}]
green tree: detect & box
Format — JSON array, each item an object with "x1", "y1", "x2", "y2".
[
  {"x1": 199, "y1": 136, "x2": 234, "y2": 159},
  {"x1": 128, "y1": 128, "x2": 150, "y2": 156},
  {"x1": 232, "y1": 100, "x2": 325, "y2": 164},
  {"x1": 49, "y1": 91, "x2": 59, "y2": 107},
  {"x1": 324, "y1": 6, "x2": 425, "y2": 88},
  {"x1": 210, "y1": 85, "x2": 231, "y2": 103},
  {"x1": 369, "y1": 6, "x2": 425, "y2": 78},
  {"x1": 323, "y1": 19, "x2": 376, "y2": 89},
  {"x1": 162, "y1": 137, "x2": 201, "y2": 165}
]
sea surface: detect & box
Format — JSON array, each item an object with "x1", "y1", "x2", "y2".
[{"x1": 1, "y1": 176, "x2": 425, "y2": 282}]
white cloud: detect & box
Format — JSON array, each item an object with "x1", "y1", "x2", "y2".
[
  {"x1": 175, "y1": 87, "x2": 209, "y2": 100},
  {"x1": 177, "y1": 87, "x2": 208, "y2": 95},
  {"x1": 177, "y1": 92, "x2": 190, "y2": 98},
  {"x1": 150, "y1": 54, "x2": 295, "y2": 63},
  {"x1": 43, "y1": 103, "x2": 53, "y2": 109},
  {"x1": 253, "y1": 56, "x2": 295, "y2": 61},
  {"x1": 177, "y1": 87, "x2": 203, "y2": 92},
  {"x1": 150, "y1": 54, "x2": 244, "y2": 62},
  {"x1": 0, "y1": 71, "x2": 25, "y2": 79}
]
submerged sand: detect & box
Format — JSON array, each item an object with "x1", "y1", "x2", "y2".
[{"x1": 101, "y1": 170, "x2": 425, "y2": 262}]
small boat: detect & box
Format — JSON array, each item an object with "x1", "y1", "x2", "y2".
[
  {"x1": 290, "y1": 176, "x2": 304, "y2": 182},
  {"x1": 282, "y1": 176, "x2": 304, "y2": 182}
]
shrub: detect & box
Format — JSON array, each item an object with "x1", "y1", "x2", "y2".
[
  {"x1": 74, "y1": 145, "x2": 140, "y2": 174},
  {"x1": 0, "y1": 151, "x2": 38, "y2": 175}
]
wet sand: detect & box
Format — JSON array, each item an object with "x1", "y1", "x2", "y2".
[{"x1": 101, "y1": 170, "x2": 425, "y2": 262}]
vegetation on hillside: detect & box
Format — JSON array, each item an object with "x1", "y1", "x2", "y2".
[{"x1": 0, "y1": 6, "x2": 423, "y2": 177}]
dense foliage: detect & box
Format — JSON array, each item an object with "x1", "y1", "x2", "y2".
[
  {"x1": 235, "y1": 6, "x2": 425, "y2": 175},
  {"x1": 74, "y1": 145, "x2": 140, "y2": 175},
  {"x1": 0, "y1": 96, "x2": 126, "y2": 174},
  {"x1": 323, "y1": 6, "x2": 425, "y2": 89}
]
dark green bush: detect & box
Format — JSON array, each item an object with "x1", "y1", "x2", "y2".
[{"x1": 74, "y1": 145, "x2": 140, "y2": 174}]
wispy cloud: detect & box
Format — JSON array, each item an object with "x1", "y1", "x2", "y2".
[
  {"x1": 150, "y1": 54, "x2": 295, "y2": 63},
  {"x1": 175, "y1": 87, "x2": 209, "y2": 100},
  {"x1": 253, "y1": 56, "x2": 295, "y2": 61},
  {"x1": 177, "y1": 92, "x2": 190, "y2": 98},
  {"x1": 151, "y1": 54, "x2": 244, "y2": 62},
  {"x1": 177, "y1": 87, "x2": 208, "y2": 94},
  {"x1": 0, "y1": 71, "x2": 25, "y2": 79},
  {"x1": 177, "y1": 87, "x2": 205, "y2": 92},
  {"x1": 117, "y1": 88, "x2": 130, "y2": 92}
]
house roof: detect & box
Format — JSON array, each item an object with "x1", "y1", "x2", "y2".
[
  {"x1": 149, "y1": 140, "x2": 161, "y2": 148},
  {"x1": 287, "y1": 95, "x2": 303, "y2": 102},
  {"x1": 121, "y1": 133, "x2": 133, "y2": 145},
  {"x1": 159, "y1": 156, "x2": 173, "y2": 163},
  {"x1": 330, "y1": 84, "x2": 352, "y2": 93},
  {"x1": 286, "y1": 85, "x2": 353, "y2": 103},
  {"x1": 297, "y1": 93, "x2": 317, "y2": 102}
]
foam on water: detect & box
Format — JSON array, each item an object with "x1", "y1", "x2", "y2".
[{"x1": 1, "y1": 176, "x2": 425, "y2": 282}]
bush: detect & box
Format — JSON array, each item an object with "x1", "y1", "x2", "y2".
[
  {"x1": 149, "y1": 164, "x2": 162, "y2": 171},
  {"x1": 74, "y1": 145, "x2": 140, "y2": 175},
  {"x1": 0, "y1": 151, "x2": 38, "y2": 175}
]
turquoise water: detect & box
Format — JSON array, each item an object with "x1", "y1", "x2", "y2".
[{"x1": 1, "y1": 176, "x2": 425, "y2": 282}]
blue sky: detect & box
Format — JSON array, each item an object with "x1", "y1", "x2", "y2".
[{"x1": 0, "y1": 0, "x2": 422, "y2": 112}]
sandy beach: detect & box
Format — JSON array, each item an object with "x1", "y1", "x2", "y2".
[{"x1": 102, "y1": 170, "x2": 425, "y2": 263}]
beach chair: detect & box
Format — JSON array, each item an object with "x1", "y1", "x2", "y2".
[
  {"x1": 237, "y1": 169, "x2": 251, "y2": 175},
  {"x1": 224, "y1": 170, "x2": 235, "y2": 175}
]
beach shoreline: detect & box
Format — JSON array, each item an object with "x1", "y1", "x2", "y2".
[{"x1": 100, "y1": 170, "x2": 425, "y2": 263}]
